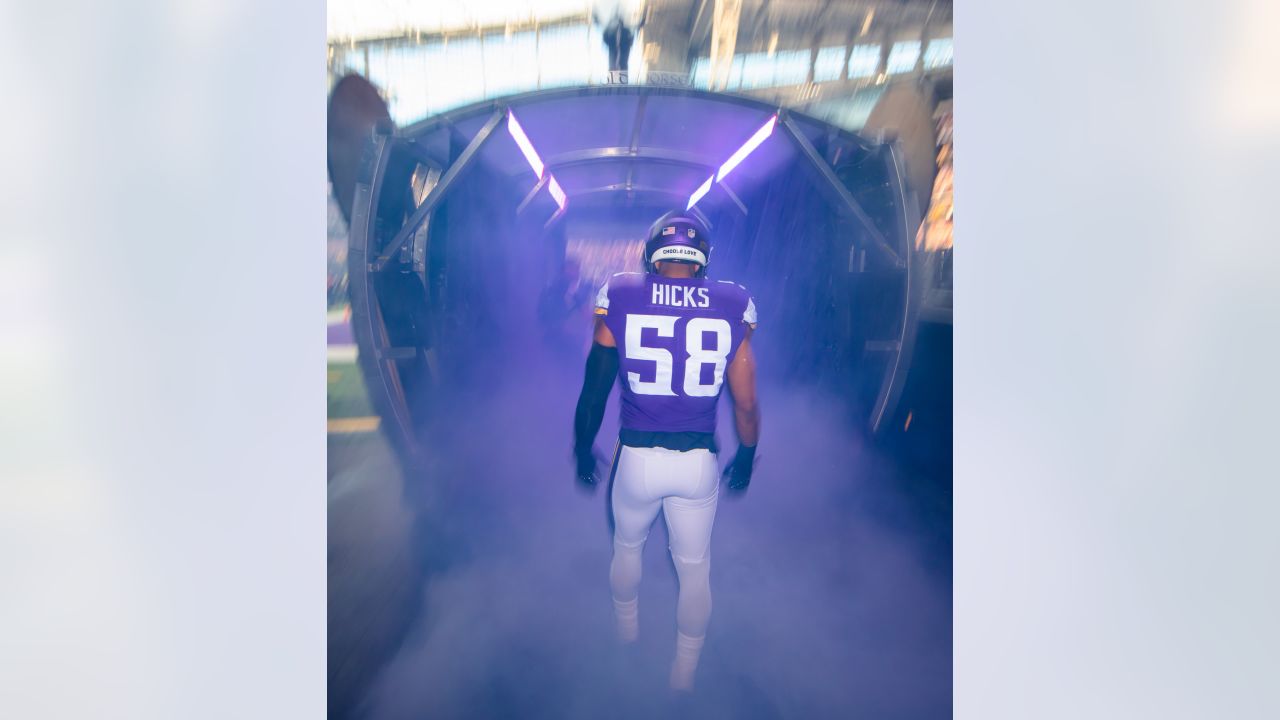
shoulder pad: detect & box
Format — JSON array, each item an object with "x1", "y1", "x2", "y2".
[
  {"x1": 608, "y1": 271, "x2": 646, "y2": 289},
  {"x1": 715, "y1": 278, "x2": 751, "y2": 294}
]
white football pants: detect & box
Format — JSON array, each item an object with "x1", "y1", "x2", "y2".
[{"x1": 609, "y1": 444, "x2": 719, "y2": 689}]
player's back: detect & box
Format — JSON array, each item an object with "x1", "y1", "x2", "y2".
[{"x1": 595, "y1": 272, "x2": 757, "y2": 442}]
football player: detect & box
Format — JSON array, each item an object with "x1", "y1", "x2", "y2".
[{"x1": 573, "y1": 210, "x2": 760, "y2": 691}]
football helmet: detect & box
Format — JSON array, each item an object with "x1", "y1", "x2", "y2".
[{"x1": 644, "y1": 211, "x2": 712, "y2": 277}]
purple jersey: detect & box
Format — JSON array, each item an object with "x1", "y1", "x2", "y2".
[{"x1": 595, "y1": 272, "x2": 758, "y2": 434}]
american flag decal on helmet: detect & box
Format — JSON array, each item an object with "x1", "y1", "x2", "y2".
[{"x1": 662, "y1": 226, "x2": 676, "y2": 235}]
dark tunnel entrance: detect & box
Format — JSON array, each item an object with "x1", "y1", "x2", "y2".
[{"x1": 343, "y1": 84, "x2": 922, "y2": 473}]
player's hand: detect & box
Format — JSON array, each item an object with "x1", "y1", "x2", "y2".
[
  {"x1": 574, "y1": 447, "x2": 600, "y2": 488},
  {"x1": 722, "y1": 444, "x2": 757, "y2": 493}
]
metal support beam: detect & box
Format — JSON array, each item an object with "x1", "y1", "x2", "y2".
[
  {"x1": 779, "y1": 113, "x2": 904, "y2": 268},
  {"x1": 627, "y1": 94, "x2": 648, "y2": 153},
  {"x1": 716, "y1": 179, "x2": 749, "y2": 215},
  {"x1": 542, "y1": 205, "x2": 567, "y2": 230},
  {"x1": 572, "y1": 183, "x2": 686, "y2": 199},
  {"x1": 371, "y1": 108, "x2": 505, "y2": 272},
  {"x1": 346, "y1": 131, "x2": 422, "y2": 472},
  {"x1": 624, "y1": 93, "x2": 649, "y2": 190},
  {"x1": 516, "y1": 173, "x2": 550, "y2": 215},
  {"x1": 546, "y1": 146, "x2": 714, "y2": 173},
  {"x1": 868, "y1": 141, "x2": 924, "y2": 434},
  {"x1": 687, "y1": 205, "x2": 714, "y2": 230}
]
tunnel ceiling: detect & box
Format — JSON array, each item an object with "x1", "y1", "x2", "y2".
[{"x1": 400, "y1": 86, "x2": 878, "y2": 214}]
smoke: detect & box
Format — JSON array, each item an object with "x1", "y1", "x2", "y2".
[{"x1": 347, "y1": 341, "x2": 950, "y2": 719}]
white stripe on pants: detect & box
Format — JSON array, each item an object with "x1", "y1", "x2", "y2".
[{"x1": 609, "y1": 444, "x2": 719, "y2": 639}]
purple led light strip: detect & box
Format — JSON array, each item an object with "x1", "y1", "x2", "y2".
[
  {"x1": 688, "y1": 114, "x2": 777, "y2": 210},
  {"x1": 686, "y1": 175, "x2": 714, "y2": 210},
  {"x1": 507, "y1": 110, "x2": 565, "y2": 209}
]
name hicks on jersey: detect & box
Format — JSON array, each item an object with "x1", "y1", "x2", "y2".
[{"x1": 652, "y1": 283, "x2": 711, "y2": 308}]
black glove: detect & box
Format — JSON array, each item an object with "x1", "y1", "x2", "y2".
[
  {"x1": 722, "y1": 444, "x2": 757, "y2": 492},
  {"x1": 574, "y1": 446, "x2": 600, "y2": 487}
]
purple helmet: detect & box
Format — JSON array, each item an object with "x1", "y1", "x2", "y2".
[{"x1": 644, "y1": 211, "x2": 712, "y2": 277}]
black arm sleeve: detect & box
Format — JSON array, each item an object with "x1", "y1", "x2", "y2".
[{"x1": 573, "y1": 342, "x2": 619, "y2": 457}]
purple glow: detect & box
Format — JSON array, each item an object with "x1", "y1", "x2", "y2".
[
  {"x1": 716, "y1": 115, "x2": 777, "y2": 182},
  {"x1": 548, "y1": 176, "x2": 566, "y2": 209},
  {"x1": 507, "y1": 110, "x2": 545, "y2": 179},
  {"x1": 509, "y1": 109, "x2": 568, "y2": 210},
  {"x1": 686, "y1": 174, "x2": 714, "y2": 210}
]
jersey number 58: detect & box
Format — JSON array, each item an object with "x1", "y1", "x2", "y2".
[{"x1": 623, "y1": 314, "x2": 732, "y2": 397}]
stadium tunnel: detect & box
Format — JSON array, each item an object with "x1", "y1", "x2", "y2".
[{"x1": 329, "y1": 75, "x2": 927, "y2": 475}]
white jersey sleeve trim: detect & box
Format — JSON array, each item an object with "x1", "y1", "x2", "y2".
[
  {"x1": 595, "y1": 281, "x2": 611, "y2": 314},
  {"x1": 743, "y1": 297, "x2": 758, "y2": 327}
]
